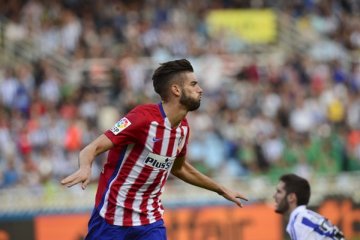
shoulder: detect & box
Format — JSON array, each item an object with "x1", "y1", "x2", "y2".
[
  {"x1": 293, "y1": 208, "x2": 323, "y2": 226},
  {"x1": 294, "y1": 209, "x2": 325, "y2": 232},
  {"x1": 289, "y1": 207, "x2": 344, "y2": 240},
  {"x1": 128, "y1": 103, "x2": 160, "y2": 118},
  {"x1": 124, "y1": 103, "x2": 164, "y2": 127},
  {"x1": 303, "y1": 209, "x2": 325, "y2": 223},
  {"x1": 131, "y1": 103, "x2": 159, "y2": 114}
]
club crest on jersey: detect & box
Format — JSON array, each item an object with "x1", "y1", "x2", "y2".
[
  {"x1": 144, "y1": 152, "x2": 175, "y2": 170},
  {"x1": 177, "y1": 127, "x2": 187, "y2": 153},
  {"x1": 110, "y1": 117, "x2": 131, "y2": 135}
]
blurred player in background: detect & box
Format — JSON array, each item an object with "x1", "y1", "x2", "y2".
[
  {"x1": 61, "y1": 59, "x2": 248, "y2": 240},
  {"x1": 273, "y1": 173, "x2": 345, "y2": 240}
]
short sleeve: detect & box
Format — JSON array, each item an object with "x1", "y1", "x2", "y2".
[{"x1": 104, "y1": 106, "x2": 146, "y2": 146}]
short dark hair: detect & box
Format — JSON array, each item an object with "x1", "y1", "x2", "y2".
[
  {"x1": 280, "y1": 174, "x2": 311, "y2": 206},
  {"x1": 152, "y1": 59, "x2": 194, "y2": 101}
]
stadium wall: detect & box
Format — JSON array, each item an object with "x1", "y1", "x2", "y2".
[{"x1": 0, "y1": 198, "x2": 359, "y2": 240}]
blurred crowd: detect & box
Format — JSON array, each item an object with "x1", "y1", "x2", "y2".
[{"x1": 0, "y1": 0, "x2": 359, "y2": 190}]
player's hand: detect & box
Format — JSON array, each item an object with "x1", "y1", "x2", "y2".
[
  {"x1": 218, "y1": 186, "x2": 248, "y2": 207},
  {"x1": 61, "y1": 166, "x2": 91, "y2": 190}
]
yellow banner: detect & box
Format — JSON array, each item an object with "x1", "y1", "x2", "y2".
[{"x1": 206, "y1": 9, "x2": 277, "y2": 44}]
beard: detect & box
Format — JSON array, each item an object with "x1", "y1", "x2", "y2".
[
  {"x1": 180, "y1": 90, "x2": 201, "y2": 111},
  {"x1": 275, "y1": 197, "x2": 290, "y2": 214}
]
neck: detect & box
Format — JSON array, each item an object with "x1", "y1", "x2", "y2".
[
  {"x1": 287, "y1": 204, "x2": 300, "y2": 216},
  {"x1": 161, "y1": 101, "x2": 188, "y2": 127}
]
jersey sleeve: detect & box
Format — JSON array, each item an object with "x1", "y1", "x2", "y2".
[{"x1": 104, "y1": 106, "x2": 147, "y2": 146}]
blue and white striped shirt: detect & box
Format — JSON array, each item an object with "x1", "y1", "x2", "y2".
[{"x1": 286, "y1": 205, "x2": 345, "y2": 240}]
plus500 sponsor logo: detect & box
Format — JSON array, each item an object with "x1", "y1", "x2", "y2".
[{"x1": 144, "y1": 152, "x2": 174, "y2": 170}]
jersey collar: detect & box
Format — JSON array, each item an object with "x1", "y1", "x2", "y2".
[{"x1": 158, "y1": 102, "x2": 167, "y2": 119}]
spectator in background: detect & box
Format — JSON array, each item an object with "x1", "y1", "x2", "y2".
[{"x1": 0, "y1": 0, "x2": 359, "y2": 190}]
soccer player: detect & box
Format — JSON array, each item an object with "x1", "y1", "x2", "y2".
[
  {"x1": 61, "y1": 59, "x2": 248, "y2": 240},
  {"x1": 273, "y1": 173, "x2": 345, "y2": 240}
]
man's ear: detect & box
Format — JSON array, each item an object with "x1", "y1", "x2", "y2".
[
  {"x1": 287, "y1": 193, "x2": 297, "y2": 204},
  {"x1": 171, "y1": 84, "x2": 181, "y2": 97}
]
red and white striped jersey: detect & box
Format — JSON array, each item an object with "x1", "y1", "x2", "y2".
[{"x1": 95, "y1": 103, "x2": 190, "y2": 226}]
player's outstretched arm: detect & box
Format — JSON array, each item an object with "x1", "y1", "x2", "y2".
[
  {"x1": 61, "y1": 134, "x2": 113, "y2": 189},
  {"x1": 171, "y1": 157, "x2": 248, "y2": 207}
]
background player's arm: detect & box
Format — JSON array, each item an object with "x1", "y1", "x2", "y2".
[
  {"x1": 61, "y1": 134, "x2": 114, "y2": 189},
  {"x1": 171, "y1": 156, "x2": 248, "y2": 207}
]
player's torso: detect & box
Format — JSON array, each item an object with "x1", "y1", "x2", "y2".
[
  {"x1": 109, "y1": 104, "x2": 188, "y2": 185},
  {"x1": 289, "y1": 209, "x2": 337, "y2": 240},
  {"x1": 97, "y1": 104, "x2": 189, "y2": 226}
]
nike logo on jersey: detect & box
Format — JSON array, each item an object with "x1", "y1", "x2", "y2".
[{"x1": 152, "y1": 137, "x2": 162, "y2": 142}]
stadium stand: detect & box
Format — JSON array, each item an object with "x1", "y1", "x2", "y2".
[{"x1": 0, "y1": 0, "x2": 359, "y2": 213}]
